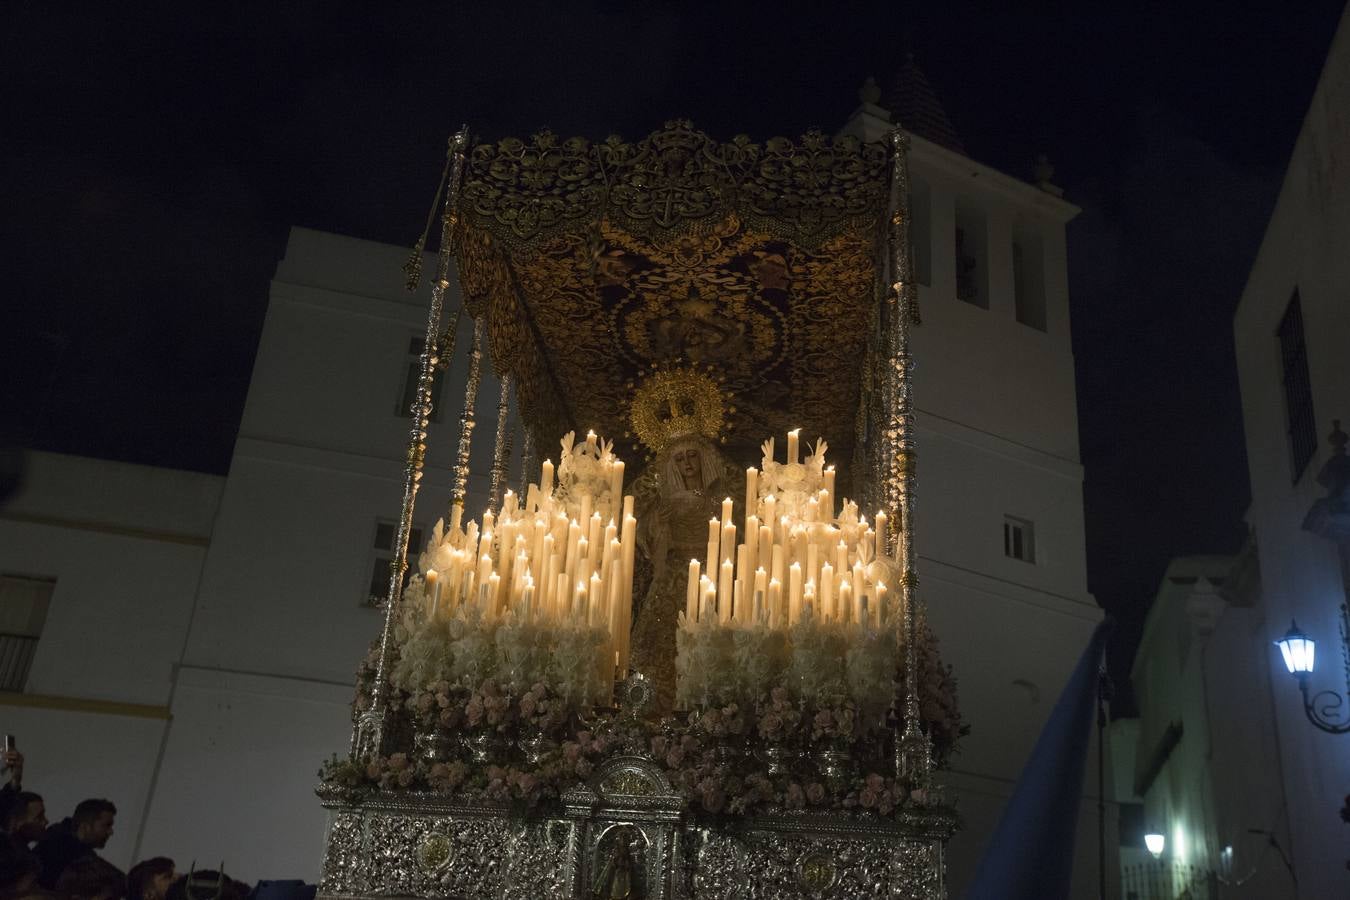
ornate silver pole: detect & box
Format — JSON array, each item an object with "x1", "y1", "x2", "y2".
[
  {"x1": 518, "y1": 412, "x2": 536, "y2": 497},
  {"x1": 487, "y1": 373, "x2": 514, "y2": 512},
  {"x1": 885, "y1": 128, "x2": 931, "y2": 787},
  {"x1": 353, "y1": 126, "x2": 470, "y2": 760},
  {"x1": 451, "y1": 317, "x2": 487, "y2": 516}
]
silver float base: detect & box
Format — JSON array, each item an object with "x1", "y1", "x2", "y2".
[{"x1": 318, "y1": 756, "x2": 956, "y2": 899}]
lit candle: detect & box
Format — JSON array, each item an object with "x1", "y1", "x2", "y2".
[
  {"x1": 521, "y1": 577, "x2": 534, "y2": 623},
  {"x1": 762, "y1": 495, "x2": 777, "y2": 539},
  {"x1": 787, "y1": 429, "x2": 800, "y2": 465},
  {"x1": 745, "y1": 514, "x2": 760, "y2": 577},
  {"x1": 874, "y1": 511, "x2": 888, "y2": 560},
  {"x1": 745, "y1": 467, "x2": 758, "y2": 524},
  {"x1": 839, "y1": 577, "x2": 852, "y2": 624},
  {"x1": 719, "y1": 558, "x2": 735, "y2": 624},
  {"x1": 706, "y1": 518, "x2": 720, "y2": 576},
  {"x1": 589, "y1": 572, "x2": 603, "y2": 627},
  {"x1": 721, "y1": 497, "x2": 734, "y2": 529},
  {"x1": 823, "y1": 467, "x2": 836, "y2": 518},
  {"x1": 758, "y1": 524, "x2": 773, "y2": 574},
  {"x1": 788, "y1": 562, "x2": 802, "y2": 625},
  {"x1": 771, "y1": 543, "x2": 785, "y2": 588},
  {"x1": 425, "y1": 569, "x2": 440, "y2": 618},
  {"x1": 734, "y1": 544, "x2": 750, "y2": 623},
  {"x1": 686, "y1": 559, "x2": 701, "y2": 623},
  {"x1": 720, "y1": 521, "x2": 737, "y2": 566},
  {"x1": 854, "y1": 574, "x2": 865, "y2": 626},
  {"x1": 767, "y1": 578, "x2": 783, "y2": 628},
  {"x1": 806, "y1": 541, "x2": 819, "y2": 593},
  {"x1": 803, "y1": 579, "x2": 816, "y2": 619},
  {"x1": 851, "y1": 562, "x2": 864, "y2": 619},
  {"x1": 753, "y1": 567, "x2": 767, "y2": 608},
  {"x1": 588, "y1": 512, "x2": 603, "y2": 572},
  {"x1": 619, "y1": 512, "x2": 637, "y2": 669},
  {"x1": 821, "y1": 562, "x2": 834, "y2": 620},
  {"x1": 573, "y1": 580, "x2": 586, "y2": 620},
  {"x1": 860, "y1": 595, "x2": 870, "y2": 629},
  {"x1": 487, "y1": 573, "x2": 501, "y2": 617},
  {"x1": 586, "y1": 429, "x2": 598, "y2": 451},
  {"x1": 875, "y1": 581, "x2": 888, "y2": 625}
]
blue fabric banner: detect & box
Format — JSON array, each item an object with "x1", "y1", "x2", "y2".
[{"x1": 963, "y1": 619, "x2": 1112, "y2": 900}]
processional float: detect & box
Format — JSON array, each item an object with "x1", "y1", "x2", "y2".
[{"x1": 317, "y1": 121, "x2": 963, "y2": 899}]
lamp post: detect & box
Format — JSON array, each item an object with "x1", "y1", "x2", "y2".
[
  {"x1": 1285, "y1": 420, "x2": 1350, "y2": 735},
  {"x1": 1144, "y1": 833, "x2": 1166, "y2": 860}
]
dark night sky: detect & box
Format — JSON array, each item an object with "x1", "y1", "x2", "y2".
[{"x1": 5, "y1": 1, "x2": 1346, "y2": 707}]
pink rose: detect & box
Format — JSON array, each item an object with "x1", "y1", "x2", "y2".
[
  {"x1": 785, "y1": 783, "x2": 805, "y2": 809},
  {"x1": 859, "y1": 788, "x2": 878, "y2": 809},
  {"x1": 805, "y1": 782, "x2": 826, "y2": 805},
  {"x1": 865, "y1": 773, "x2": 884, "y2": 792}
]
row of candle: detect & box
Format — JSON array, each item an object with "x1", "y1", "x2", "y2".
[
  {"x1": 422, "y1": 438, "x2": 636, "y2": 674},
  {"x1": 683, "y1": 430, "x2": 890, "y2": 631}
]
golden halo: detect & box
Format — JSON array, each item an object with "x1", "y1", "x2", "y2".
[{"x1": 626, "y1": 363, "x2": 731, "y2": 456}]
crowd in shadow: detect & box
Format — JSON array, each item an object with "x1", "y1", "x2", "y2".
[{"x1": 0, "y1": 751, "x2": 311, "y2": 900}]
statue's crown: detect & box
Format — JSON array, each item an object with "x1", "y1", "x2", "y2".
[{"x1": 625, "y1": 362, "x2": 732, "y2": 456}]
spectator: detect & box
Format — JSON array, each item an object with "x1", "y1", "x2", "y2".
[
  {"x1": 126, "y1": 859, "x2": 174, "y2": 900},
  {"x1": 54, "y1": 857, "x2": 123, "y2": 900},
  {"x1": 0, "y1": 833, "x2": 52, "y2": 900},
  {"x1": 2, "y1": 794, "x2": 45, "y2": 847},
  {"x1": 34, "y1": 799, "x2": 117, "y2": 889},
  {"x1": 164, "y1": 869, "x2": 248, "y2": 900}
]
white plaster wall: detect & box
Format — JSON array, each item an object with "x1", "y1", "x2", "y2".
[
  {"x1": 1232, "y1": 6, "x2": 1350, "y2": 897},
  {"x1": 135, "y1": 667, "x2": 351, "y2": 882}
]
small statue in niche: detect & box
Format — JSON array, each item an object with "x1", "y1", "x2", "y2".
[{"x1": 592, "y1": 826, "x2": 644, "y2": 899}]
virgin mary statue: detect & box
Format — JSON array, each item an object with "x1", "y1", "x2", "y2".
[{"x1": 626, "y1": 366, "x2": 743, "y2": 712}]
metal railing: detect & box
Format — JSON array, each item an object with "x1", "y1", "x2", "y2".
[
  {"x1": 1122, "y1": 862, "x2": 1219, "y2": 900},
  {"x1": 0, "y1": 633, "x2": 39, "y2": 693}
]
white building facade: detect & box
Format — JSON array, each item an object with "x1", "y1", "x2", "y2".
[
  {"x1": 4, "y1": 94, "x2": 1112, "y2": 891},
  {"x1": 1230, "y1": 4, "x2": 1350, "y2": 897}
]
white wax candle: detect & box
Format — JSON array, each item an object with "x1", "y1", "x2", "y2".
[
  {"x1": 588, "y1": 512, "x2": 603, "y2": 572},
  {"x1": 806, "y1": 541, "x2": 819, "y2": 592},
  {"x1": 820, "y1": 562, "x2": 834, "y2": 620},
  {"x1": 620, "y1": 513, "x2": 637, "y2": 670},
  {"x1": 787, "y1": 429, "x2": 800, "y2": 465},
  {"x1": 744, "y1": 514, "x2": 760, "y2": 578},
  {"x1": 767, "y1": 578, "x2": 782, "y2": 628},
  {"x1": 771, "y1": 544, "x2": 785, "y2": 587},
  {"x1": 706, "y1": 518, "x2": 720, "y2": 576},
  {"x1": 540, "y1": 459, "x2": 554, "y2": 496},
  {"x1": 875, "y1": 511, "x2": 888, "y2": 560},
  {"x1": 762, "y1": 495, "x2": 777, "y2": 540},
  {"x1": 521, "y1": 579, "x2": 534, "y2": 623},
  {"x1": 839, "y1": 577, "x2": 852, "y2": 624},
  {"x1": 735, "y1": 544, "x2": 750, "y2": 623},
  {"x1": 720, "y1": 522, "x2": 737, "y2": 566},
  {"x1": 589, "y1": 572, "x2": 603, "y2": 627},
  {"x1": 573, "y1": 580, "x2": 586, "y2": 620},
  {"x1": 875, "y1": 581, "x2": 888, "y2": 625},
  {"x1": 803, "y1": 579, "x2": 816, "y2": 620},
  {"x1": 823, "y1": 467, "x2": 836, "y2": 519},
  {"x1": 425, "y1": 569, "x2": 440, "y2": 618},
  {"x1": 745, "y1": 468, "x2": 758, "y2": 523},
  {"x1": 719, "y1": 558, "x2": 734, "y2": 624},
  {"x1": 788, "y1": 562, "x2": 802, "y2": 625},
  {"x1": 758, "y1": 525, "x2": 773, "y2": 574},
  {"x1": 586, "y1": 429, "x2": 597, "y2": 450},
  {"x1": 753, "y1": 567, "x2": 767, "y2": 605},
  {"x1": 487, "y1": 573, "x2": 501, "y2": 617},
  {"x1": 579, "y1": 493, "x2": 592, "y2": 531},
  {"x1": 852, "y1": 562, "x2": 864, "y2": 618},
  {"x1": 721, "y1": 497, "x2": 734, "y2": 529},
  {"x1": 733, "y1": 579, "x2": 744, "y2": 624},
  {"x1": 482, "y1": 510, "x2": 496, "y2": 537},
  {"x1": 686, "y1": 559, "x2": 701, "y2": 623}
]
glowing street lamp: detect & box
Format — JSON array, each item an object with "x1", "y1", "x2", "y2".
[
  {"x1": 1144, "y1": 833, "x2": 1165, "y2": 859},
  {"x1": 1273, "y1": 613, "x2": 1350, "y2": 735},
  {"x1": 1275, "y1": 622, "x2": 1316, "y2": 677}
]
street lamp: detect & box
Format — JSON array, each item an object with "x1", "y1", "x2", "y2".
[
  {"x1": 1273, "y1": 611, "x2": 1349, "y2": 734},
  {"x1": 1144, "y1": 833, "x2": 1165, "y2": 859},
  {"x1": 1275, "y1": 622, "x2": 1315, "y2": 676}
]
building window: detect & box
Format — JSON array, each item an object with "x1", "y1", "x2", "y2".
[
  {"x1": 396, "y1": 335, "x2": 443, "y2": 421},
  {"x1": 1277, "y1": 291, "x2": 1316, "y2": 481},
  {"x1": 365, "y1": 520, "x2": 425, "y2": 608},
  {"x1": 0, "y1": 574, "x2": 54, "y2": 692},
  {"x1": 955, "y1": 204, "x2": 988, "y2": 308},
  {"x1": 1003, "y1": 516, "x2": 1035, "y2": 563},
  {"x1": 1012, "y1": 233, "x2": 1047, "y2": 331}
]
